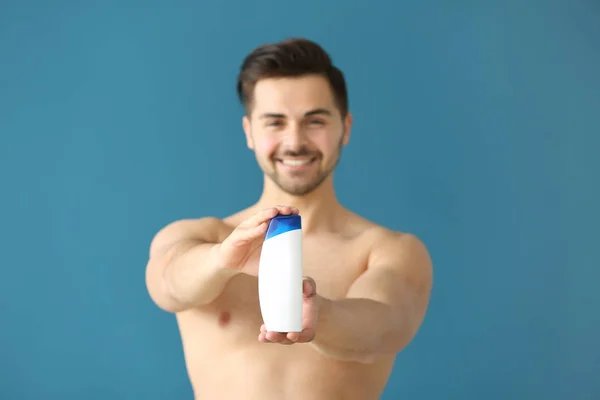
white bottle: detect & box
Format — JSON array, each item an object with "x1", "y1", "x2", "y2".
[{"x1": 258, "y1": 214, "x2": 303, "y2": 333}]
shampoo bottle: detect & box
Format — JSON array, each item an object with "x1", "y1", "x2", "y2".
[{"x1": 258, "y1": 214, "x2": 303, "y2": 333}]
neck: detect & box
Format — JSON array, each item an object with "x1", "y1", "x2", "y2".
[{"x1": 254, "y1": 175, "x2": 343, "y2": 233}]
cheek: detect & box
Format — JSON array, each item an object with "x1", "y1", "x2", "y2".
[
  {"x1": 311, "y1": 124, "x2": 343, "y2": 149},
  {"x1": 315, "y1": 135, "x2": 340, "y2": 156},
  {"x1": 254, "y1": 136, "x2": 279, "y2": 156}
]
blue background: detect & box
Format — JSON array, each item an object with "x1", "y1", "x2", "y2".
[{"x1": 1, "y1": 1, "x2": 598, "y2": 399}]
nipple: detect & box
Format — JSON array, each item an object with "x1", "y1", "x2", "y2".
[{"x1": 218, "y1": 311, "x2": 231, "y2": 328}]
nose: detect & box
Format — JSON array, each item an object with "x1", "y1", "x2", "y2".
[{"x1": 282, "y1": 122, "x2": 308, "y2": 148}]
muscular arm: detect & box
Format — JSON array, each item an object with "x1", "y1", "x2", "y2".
[
  {"x1": 145, "y1": 218, "x2": 239, "y2": 313},
  {"x1": 311, "y1": 232, "x2": 433, "y2": 363}
]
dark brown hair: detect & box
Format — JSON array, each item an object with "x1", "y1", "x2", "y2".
[{"x1": 236, "y1": 38, "x2": 348, "y2": 117}]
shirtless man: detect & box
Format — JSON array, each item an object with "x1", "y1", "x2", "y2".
[{"x1": 145, "y1": 38, "x2": 433, "y2": 400}]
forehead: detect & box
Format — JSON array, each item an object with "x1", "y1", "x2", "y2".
[{"x1": 251, "y1": 75, "x2": 337, "y2": 117}]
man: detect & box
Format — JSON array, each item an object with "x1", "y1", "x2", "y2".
[{"x1": 145, "y1": 37, "x2": 433, "y2": 400}]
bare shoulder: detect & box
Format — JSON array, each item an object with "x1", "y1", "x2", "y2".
[
  {"x1": 345, "y1": 211, "x2": 432, "y2": 276},
  {"x1": 370, "y1": 227, "x2": 430, "y2": 270}
]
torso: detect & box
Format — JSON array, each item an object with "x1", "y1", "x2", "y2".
[{"x1": 174, "y1": 207, "x2": 397, "y2": 400}]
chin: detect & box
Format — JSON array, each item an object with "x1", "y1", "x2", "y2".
[
  {"x1": 280, "y1": 186, "x2": 318, "y2": 197},
  {"x1": 276, "y1": 175, "x2": 331, "y2": 196}
]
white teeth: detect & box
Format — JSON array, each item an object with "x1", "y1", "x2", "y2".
[{"x1": 281, "y1": 159, "x2": 311, "y2": 166}]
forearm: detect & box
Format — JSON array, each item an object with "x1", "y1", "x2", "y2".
[
  {"x1": 152, "y1": 242, "x2": 240, "y2": 312},
  {"x1": 311, "y1": 296, "x2": 404, "y2": 363}
]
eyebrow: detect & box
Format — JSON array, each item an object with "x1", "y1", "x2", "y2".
[
  {"x1": 259, "y1": 108, "x2": 332, "y2": 119},
  {"x1": 304, "y1": 108, "x2": 331, "y2": 117}
]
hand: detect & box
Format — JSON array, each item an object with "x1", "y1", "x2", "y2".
[
  {"x1": 258, "y1": 277, "x2": 319, "y2": 345},
  {"x1": 216, "y1": 205, "x2": 299, "y2": 275}
]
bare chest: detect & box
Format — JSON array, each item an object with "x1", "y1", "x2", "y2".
[{"x1": 200, "y1": 236, "x2": 368, "y2": 331}]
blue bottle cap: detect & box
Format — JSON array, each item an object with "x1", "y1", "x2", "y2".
[{"x1": 265, "y1": 214, "x2": 302, "y2": 240}]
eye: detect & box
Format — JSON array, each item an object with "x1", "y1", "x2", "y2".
[
  {"x1": 308, "y1": 119, "x2": 325, "y2": 126},
  {"x1": 266, "y1": 120, "x2": 283, "y2": 127}
]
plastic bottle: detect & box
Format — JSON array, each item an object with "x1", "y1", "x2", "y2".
[{"x1": 258, "y1": 214, "x2": 303, "y2": 333}]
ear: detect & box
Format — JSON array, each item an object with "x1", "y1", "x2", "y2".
[
  {"x1": 342, "y1": 111, "x2": 353, "y2": 146},
  {"x1": 242, "y1": 115, "x2": 254, "y2": 149}
]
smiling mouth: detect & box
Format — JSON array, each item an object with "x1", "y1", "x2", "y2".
[
  {"x1": 281, "y1": 158, "x2": 312, "y2": 166},
  {"x1": 275, "y1": 157, "x2": 317, "y2": 168}
]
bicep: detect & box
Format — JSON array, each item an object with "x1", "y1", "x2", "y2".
[
  {"x1": 145, "y1": 217, "x2": 224, "y2": 303},
  {"x1": 345, "y1": 265, "x2": 405, "y2": 305},
  {"x1": 345, "y1": 232, "x2": 433, "y2": 317}
]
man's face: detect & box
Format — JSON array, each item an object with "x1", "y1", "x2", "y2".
[{"x1": 242, "y1": 74, "x2": 352, "y2": 196}]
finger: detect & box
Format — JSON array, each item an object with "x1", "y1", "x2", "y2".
[
  {"x1": 287, "y1": 328, "x2": 315, "y2": 343},
  {"x1": 303, "y1": 277, "x2": 317, "y2": 298},
  {"x1": 240, "y1": 207, "x2": 279, "y2": 229},
  {"x1": 265, "y1": 331, "x2": 289, "y2": 344},
  {"x1": 244, "y1": 206, "x2": 299, "y2": 228},
  {"x1": 259, "y1": 332, "x2": 294, "y2": 345},
  {"x1": 271, "y1": 335, "x2": 295, "y2": 345},
  {"x1": 296, "y1": 276, "x2": 318, "y2": 343},
  {"x1": 232, "y1": 221, "x2": 269, "y2": 244},
  {"x1": 229, "y1": 206, "x2": 300, "y2": 246}
]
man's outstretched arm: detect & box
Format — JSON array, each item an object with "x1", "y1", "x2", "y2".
[
  {"x1": 145, "y1": 217, "x2": 238, "y2": 313},
  {"x1": 146, "y1": 206, "x2": 297, "y2": 313},
  {"x1": 311, "y1": 231, "x2": 433, "y2": 363}
]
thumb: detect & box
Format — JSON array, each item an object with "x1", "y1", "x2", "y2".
[{"x1": 302, "y1": 276, "x2": 317, "y2": 298}]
